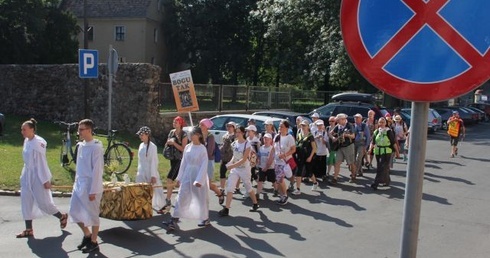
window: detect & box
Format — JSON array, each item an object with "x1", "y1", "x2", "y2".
[
  {"x1": 115, "y1": 26, "x2": 125, "y2": 41},
  {"x1": 153, "y1": 28, "x2": 158, "y2": 43},
  {"x1": 87, "y1": 26, "x2": 94, "y2": 41}
]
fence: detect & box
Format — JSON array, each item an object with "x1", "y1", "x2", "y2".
[{"x1": 158, "y1": 83, "x2": 341, "y2": 113}]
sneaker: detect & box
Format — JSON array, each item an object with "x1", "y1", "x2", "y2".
[
  {"x1": 218, "y1": 207, "x2": 229, "y2": 217},
  {"x1": 288, "y1": 182, "x2": 295, "y2": 191},
  {"x1": 349, "y1": 176, "x2": 356, "y2": 183},
  {"x1": 81, "y1": 241, "x2": 99, "y2": 253},
  {"x1": 311, "y1": 183, "x2": 319, "y2": 191},
  {"x1": 218, "y1": 189, "x2": 225, "y2": 205},
  {"x1": 292, "y1": 189, "x2": 301, "y2": 195},
  {"x1": 403, "y1": 156, "x2": 408, "y2": 162},
  {"x1": 277, "y1": 196, "x2": 289, "y2": 205},
  {"x1": 273, "y1": 190, "x2": 279, "y2": 197},
  {"x1": 197, "y1": 219, "x2": 211, "y2": 227},
  {"x1": 450, "y1": 154, "x2": 455, "y2": 158},
  {"x1": 249, "y1": 203, "x2": 259, "y2": 212},
  {"x1": 370, "y1": 183, "x2": 378, "y2": 190},
  {"x1": 233, "y1": 188, "x2": 242, "y2": 195},
  {"x1": 157, "y1": 199, "x2": 171, "y2": 214},
  {"x1": 162, "y1": 219, "x2": 180, "y2": 230},
  {"x1": 329, "y1": 178, "x2": 338, "y2": 186},
  {"x1": 77, "y1": 236, "x2": 91, "y2": 250},
  {"x1": 455, "y1": 148, "x2": 458, "y2": 156}
]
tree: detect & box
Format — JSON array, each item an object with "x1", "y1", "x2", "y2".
[{"x1": 0, "y1": 0, "x2": 78, "y2": 64}]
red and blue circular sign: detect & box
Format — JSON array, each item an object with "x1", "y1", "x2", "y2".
[{"x1": 341, "y1": 0, "x2": 490, "y2": 102}]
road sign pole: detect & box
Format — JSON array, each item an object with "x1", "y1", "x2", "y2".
[
  {"x1": 400, "y1": 102, "x2": 429, "y2": 258},
  {"x1": 108, "y1": 45, "x2": 113, "y2": 131}
]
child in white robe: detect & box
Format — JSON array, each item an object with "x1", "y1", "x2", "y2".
[
  {"x1": 135, "y1": 126, "x2": 165, "y2": 209},
  {"x1": 16, "y1": 118, "x2": 68, "y2": 238},
  {"x1": 163, "y1": 126, "x2": 210, "y2": 230}
]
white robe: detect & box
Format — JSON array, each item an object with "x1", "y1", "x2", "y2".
[
  {"x1": 20, "y1": 135, "x2": 59, "y2": 220},
  {"x1": 69, "y1": 139, "x2": 104, "y2": 227},
  {"x1": 172, "y1": 143, "x2": 209, "y2": 221},
  {"x1": 135, "y1": 141, "x2": 165, "y2": 209}
]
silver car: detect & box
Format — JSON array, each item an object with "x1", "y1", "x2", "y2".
[
  {"x1": 184, "y1": 114, "x2": 283, "y2": 145},
  {"x1": 401, "y1": 108, "x2": 442, "y2": 133}
]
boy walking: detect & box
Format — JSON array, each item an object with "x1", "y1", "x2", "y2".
[{"x1": 69, "y1": 119, "x2": 104, "y2": 253}]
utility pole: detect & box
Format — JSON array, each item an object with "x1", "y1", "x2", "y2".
[{"x1": 83, "y1": 0, "x2": 90, "y2": 118}]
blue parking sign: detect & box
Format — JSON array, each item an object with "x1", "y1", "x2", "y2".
[{"x1": 78, "y1": 49, "x2": 99, "y2": 78}]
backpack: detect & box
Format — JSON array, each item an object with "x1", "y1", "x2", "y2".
[
  {"x1": 214, "y1": 141, "x2": 221, "y2": 163},
  {"x1": 242, "y1": 141, "x2": 257, "y2": 167},
  {"x1": 206, "y1": 133, "x2": 221, "y2": 163}
]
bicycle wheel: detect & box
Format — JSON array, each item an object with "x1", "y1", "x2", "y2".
[{"x1": 105, "y1": 143, "x2": 132, "y2": 174}]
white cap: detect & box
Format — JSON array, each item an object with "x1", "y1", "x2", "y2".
[
  {"x1": 315, "y1": 120, "x2": 324, "y2": 125},
  {"x1": 300, "y1": 120, "x2": 309, "y2": 126},
  {"x1": 245, "y1": 125, "x2": 257, "y2": 132},
  {"x1": 353, "y1": 113, "x2": 362, "y2": 118},
  {"x1": 263, "y1": 133, "x2": 273, "y2": 139},
  {"x1": 311, "y1": 112, "x2": 320, "y2": 118},
  {"x1": 336, "y1": 113, "x2": 348, "y2": 119},
  {"x1": 264, "y1": 119, "x2": 274, "y2": 125}
]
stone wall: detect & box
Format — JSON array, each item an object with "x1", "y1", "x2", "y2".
[
  {"x1": 0, "y1": 64, "x2": 169, "y2": 140},
  {"x1": 0, "y1": 64, "x2": 256, "y2": 144}
]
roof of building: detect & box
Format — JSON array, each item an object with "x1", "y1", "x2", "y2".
[{"x1": 61, "y1": 0, "x2": 153, "y2": 18}]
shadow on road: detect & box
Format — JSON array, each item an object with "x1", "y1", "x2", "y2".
[{"x1": 27, "y1": 230, "x2": 71, "y2": 258}]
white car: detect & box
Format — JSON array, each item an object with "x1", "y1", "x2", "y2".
[{"x1": 184, "y1": 114, "x2": 283, "y2": 145}]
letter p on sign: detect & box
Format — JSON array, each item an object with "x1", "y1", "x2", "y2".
[{"x1": 78, "y1": 49, "x2": 99, "y2": 78}]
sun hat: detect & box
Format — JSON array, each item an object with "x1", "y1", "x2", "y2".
[
  {"x1": 245, "y1": 125, "x2": 257, "y2": 132},
  {"x1": 311, "y1": 113, "x2": 320, "y2": 118},
  {"x1": 199, "y1": 118, "x2": 213, "y2": 129},
  {"x1": 136, "y1": 126, "x2": 151, "y2": 135},
  {"x1": 394, "y1": 115, "x2": 402, "y2": 121}
]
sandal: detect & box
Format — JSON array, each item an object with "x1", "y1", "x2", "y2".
[
  {"x1": 16, "y1": 229, "x2": 34, "y2": 238},
  {"x1": 217, "y1": 189, "x2": 225, "y2": 205},
  {"x1": 60, "y1": 213, "x2": 68, "y2": 229}
]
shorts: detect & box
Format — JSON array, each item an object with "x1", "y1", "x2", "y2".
[
  {"x1": 167, "y1": 159, "x2": 181, "y2": 180},
  {"x1": 336, "y1": 144, "x2": 355, "y2": 165},
  {"x1": 274, "y1": 164, "x2": 292, "y2": 183},
  {"x1": 258, "y1": 168, "x2": 276, "y2": 183},
  {"x1": 219, "y1": 161, "x2": 228, "y2": 179},
  {"x1": 450, "y1": 136, "x2": 460, "y2": 146}
]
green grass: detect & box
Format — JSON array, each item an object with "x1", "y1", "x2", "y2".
[{"x1": 0, "y1": 114, "x2": 221, "y2": 191}]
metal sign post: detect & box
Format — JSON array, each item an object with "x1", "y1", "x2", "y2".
[
  {"x1": 107, "y1": 45, "x2": 118, "y2": 131},
  {"x1": 401, "y1": 102, "x2": 429, "y2": 258}
]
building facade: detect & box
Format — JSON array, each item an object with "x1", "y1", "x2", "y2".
[{"x1": 61, "y1": 0, "x2": 167, "y2": 71}]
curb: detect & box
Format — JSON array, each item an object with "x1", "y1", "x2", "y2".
[{"x1": 0, "y1": 189, "x2": 73, "y2": 198}]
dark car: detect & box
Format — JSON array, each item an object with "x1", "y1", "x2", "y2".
[
  {"x1": 466, "y1": 106, "x2": 487, "y2": 122},
  {"x1": 468, "y1": 103, "x2": 490, "y2": 120},
  {"x1": 0, "y1": 112, "x2": 4, "y2": 136},
  {"x1": 440, "y1": 106, "x2": 475, "y2": 125},
  {"x1": 252, "y1": 110, "x2": 312, "y2": 136},
  {"x1": 401, "y1": 108, "x2": 442, "y2": 133},
  {"x1": 310, "y1": 101, "x2": 387, "y2": 123}
]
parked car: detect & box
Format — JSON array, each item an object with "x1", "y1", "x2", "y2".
[
  {"x1": 0, "y1": 112, "x2": 4, "y2": 136},
  {"x1": 439, "y1": 106, "x2": 475, "y2": 125},
  {"x1": 311, "y1": 92, "x2": 389, "y2": 123},
  {"x1": 401, "y1": 108, "x2": 442, "y2": 133},
  {"x1": 252, "y1": 110, "x2": 311, "y2": 136},
  {"x1": 183, "y1": 114, "x2": 282, "y2": 145},
  {"x1": 468, "y1": 103, "x2": 490, "y2": 120},
  {"x1": 459, "y1": 107, "x2": 480, "y2": 124},
  {"x1": 465, "y1": 106, "x2": 487, "y2": 122}
]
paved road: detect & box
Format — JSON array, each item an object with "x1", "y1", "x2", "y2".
[{"x1": 1, "y1": 123, "x2": 490, "y2": 258}]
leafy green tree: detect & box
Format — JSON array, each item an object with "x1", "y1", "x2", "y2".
[{"x1": 0, "y1": 0, "x2": 78, "y2": 64}]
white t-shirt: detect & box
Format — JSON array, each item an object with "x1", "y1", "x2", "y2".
[
  {"x1": 314, "y1": 130, "x2": 329, "y2": 156},
  {"x1": 258, "y1": 145, "x2": 274, "y2": 170},
  {"x1": 273, "y1": 134, "x2": 295, "y2": 165},
  {"x1": 231, "y1": 140, "x2": 251, "y2": 170}
]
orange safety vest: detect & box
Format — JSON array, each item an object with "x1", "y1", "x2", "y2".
[{"x1": 447, "y1": 117, "x2": 462, "y2": 137}]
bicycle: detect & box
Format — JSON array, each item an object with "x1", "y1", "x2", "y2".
[
  {"x1": 55, "y1": 121, "x2": 80, "y2": 167},
  {"x1": 55, "y1": 121, "x2": 133, "y2": 174},
  {"x1": 96, "y1": 129, "x2": 134, "y2": 175}
]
